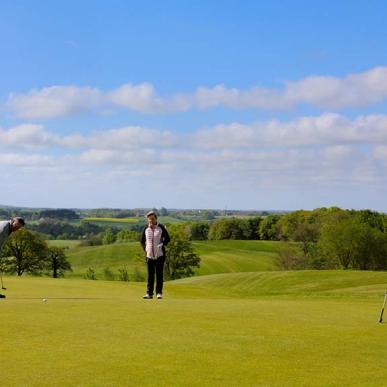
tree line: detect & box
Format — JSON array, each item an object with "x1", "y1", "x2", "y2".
[
  {"x1": 2, "y1": 207, "x2": 386, "y2": 276},
  {"x1": 0, "y1": 229, "x2": 72, "y2": 278},
  {"x1": 181, "y1": 207, "x2": 387, "y2": 271},
  {"x1": 0, "y1": 225, "x2": 200, "y2": 281}
]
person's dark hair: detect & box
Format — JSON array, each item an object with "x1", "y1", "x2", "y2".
[
  {"x1": 13, "y1": 217, "x2": 25, "y2": 226},
  {"x1": 146, "y1": 211, "x2": 157, "y2": 219}
]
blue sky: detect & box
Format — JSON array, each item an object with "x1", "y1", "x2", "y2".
[{"x1": 1, "y1": 1, "x2": 387, "y2": 210}]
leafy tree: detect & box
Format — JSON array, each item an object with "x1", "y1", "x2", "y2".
[
  {"x1": 277, "y1": 243, "x2": 307, "y2": 270},
  {"x1": 165, "y1": 228, "x2": 200, "y2": 280},
  {"x1": 47, "y1": 246, "x2": 72, "y2": 278},
  {"x1": 1, "y1": 229, "x2": 48, "y2": 276},
  {"x1": 116, "y1": 229, "x2": 139, "y2": 242},
  {"x1": 317, "y1": 217, "x2": 378, "y2": 269},
  {"x1": 277, "y1": 210, "x2": 308, "y2": 241},
  {"x1": 102, "y1": 229, "x2": 116, "y2": 245},
  {"x1": 188, "y1": 221, "x2": 210, "y2": 240},
  {"x1": 208, "y1": 219, "x2": 242, "y2": 240},
  {"x1": 39, "y1": 209, "x2": 79, "y2": 220},
  {"x1": 292, "y1": 222, "x2": 320, "y2": 256},
  {"x1": 258, "y1": 215, "x2": 281, "y2": 241},
  {"x1": 353, "y1": 209, "x2": 385, "y2": 232},
  {"x1": 239, "y1": 217, "x2": 262, "y2": 240}
]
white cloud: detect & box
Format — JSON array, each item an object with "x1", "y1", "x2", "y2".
[
  {"x1": 193, "y1": 113, "x2": 387, "y2": 148},
  {"x1": 0, "y1": 124, "x2": 55, "y2": 148},
  {"x1": 7, "y1": 86, "x2": 103, "y2": 119},
  {"x1": 285, "y1": 66, "x2": 387, "y2": 109},
  {"x1": 0, "y1": 124, "x2": 177, "y2": 150},
  {"x1": 3, "y1": 112, "x2": 387, "y2": 155},
  {"x1": 373, "y1": 145, "x2": 387, "y2": 160},
  {"x1": 107, "y1": 83, "x2": 161, "y2": 113},
  {"x1": 0, "y1": 153, "x2": 53, "y2": 166},
  {"x1": 1, "y1": 112, "x2": 386, "y2": 209},
  {"x1": 6, "y1": 66, "x2": 387, "y2": 119},
  {"x1": 3, "y1": 113, "x2": 387, "y2": 157}
]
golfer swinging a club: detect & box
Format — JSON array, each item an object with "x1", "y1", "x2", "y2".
[
  {"x1": 141, "y1": 211, "x2": 170, "y2": 299},
  {"x1": 0, "y1": 217, "x2": 25, "y2": 298}
]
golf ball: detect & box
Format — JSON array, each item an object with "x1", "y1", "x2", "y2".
[{"x1": 42, "y1": 298, "x2": 47, "y2": 303}]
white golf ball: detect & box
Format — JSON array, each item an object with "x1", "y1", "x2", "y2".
[{"x1": 42, "y1": 298, "x2": 47, "y2": 303}]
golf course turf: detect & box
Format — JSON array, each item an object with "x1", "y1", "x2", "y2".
[{"x1": 2, "y1": 271, "x2": 387, "y2": 386}]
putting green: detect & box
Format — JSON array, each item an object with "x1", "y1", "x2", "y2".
[{"x1": 1, "y1": 273, "x2": 387, "y2": 386}]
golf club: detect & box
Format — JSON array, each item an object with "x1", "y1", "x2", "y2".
[
  {"x1": 379, "y1": 290, "x2": 387, "y2": 323},
  {"x1": 0, "y1": 270, "x2": 6, "y2": 290}
]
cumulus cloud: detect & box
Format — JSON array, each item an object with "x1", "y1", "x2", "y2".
[
  {"x1": 285, "y1": 66, "x2": 387, "y2": 109},
  {"x1": 0, "y1": 124, "x2": 177, "y2": 150},
  {"x1": 6, "y1": 67, "x2": 387, "y2": 119},
  {"x1": 1, "y1": 112, "x2": 386, "y2": 205},
  {"x1": 3, "y1": 113, "x2": 387, "y2": 154},
  {"x1": 1, "y1": 128, "x2": 383, "y2": 209},
  {"x1": 193, "y1": 113, "x2": 387, "y2": 148},
  {"x1": 0, "y1": 153, "x2": 53, "y2": 166},
  {"x1": 7, "y1": 86, "x2": 104, "y2": 119},
  {"x1": 0, "y1": 124, "x2": 56, "y2": 148}
]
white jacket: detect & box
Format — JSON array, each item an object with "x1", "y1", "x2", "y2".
[{"x1": 144, "y1": 225, "x2": 164, "y2": 259}]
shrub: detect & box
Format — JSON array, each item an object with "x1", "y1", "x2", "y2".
[
  {"x1": 118, "y1": 267, "x2": 129, "y2": 282},
  {"x1": 84, "y1": 267, "x2": 97, "y2": 280}
]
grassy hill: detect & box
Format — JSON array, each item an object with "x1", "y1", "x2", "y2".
[
  {"x1": 193, "y1": 240, "x2": 278, "y2": 275},
  {"x1": 58, "y1": 241, "x2": 145, "y2": 279},
  {"x1": 171, "y1": 270, "x2": 387, "y2": 299},
  {"x1": 1, "y1": 273, "x2": 387, "y2": 386},
  {"x1": 53, "y1": 240, "x2": 280, "y2": 279}
]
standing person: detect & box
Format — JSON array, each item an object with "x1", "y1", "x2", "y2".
[
  {"x1": 0, "y1": 217, "x2": 25, "y2": 298},
  {"x1": 141, "y1": 211, "x2": 170, "y2": 299}
]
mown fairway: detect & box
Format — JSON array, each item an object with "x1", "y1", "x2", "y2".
[
  {"x1": 2, "y1": 271, "x2": 387, "y2": 386},
  {"x1": 58, "y1": 240, "x2": 279, "y2": 280},
  {"x1": 193, "y1": 240, "x2": 278, "y2": 275}
]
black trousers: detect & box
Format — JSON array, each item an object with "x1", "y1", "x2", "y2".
[{"x1": 146, "y1": 256, "x2": 165, "y2": 295}]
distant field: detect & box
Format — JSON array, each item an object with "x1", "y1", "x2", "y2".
[
  {"x1": 2, "y1": 272, "x2": 387, "y2": 386},
  {"x1": 83, "y1": 217, "x2": 140, "y2": 223},
  {"x1": 80, "y1": 216, "x2": 183, "y2": 229},
  {"x1": 62, "y1": 240, "x2": 280, "y2": 280}
]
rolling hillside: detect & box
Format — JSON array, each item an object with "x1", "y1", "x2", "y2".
[{"x1": 54, "y1": 240, "x2": 280, "y2": 279}]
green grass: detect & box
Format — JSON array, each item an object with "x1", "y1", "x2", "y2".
[
  {"x1": 65, "y1": 242, "x2": 145, "y2": 279},
  {"x1": 1, "y1": 272, "x2": 387, "y2": 386},
  {"x1": 63, "y1": 240, "x2": 280, "y2": 280},
  {"x1": 193, "y1": 240, "x2": 279, "y2": 275},
  {"x1": 173, "y1": 270, "x2": 387, "y2": 299}
]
